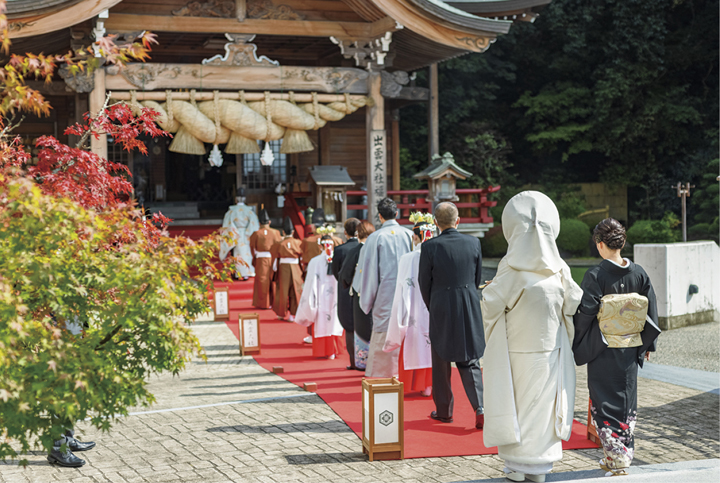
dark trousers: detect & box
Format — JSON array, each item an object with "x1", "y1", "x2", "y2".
[
  {"x1": 431, "y1": 347, "x2": 484, "y2": 419},
  {"x1": 345, "y1": 330, "x2": 355, "y2": 368}
]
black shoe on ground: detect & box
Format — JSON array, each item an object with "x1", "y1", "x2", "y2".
[
  {"x1": 68, "y1": 437, "x2": 96, "y2": 452},
  {"x1": 475, "y1": 411, "x2": 485, "y2": 430},
  {"x1": 430, "y1": 411, "x2": 453, "y2": 423},
  {"x1": 47, "y1": 448, "x2": 85, "y2": 467}
]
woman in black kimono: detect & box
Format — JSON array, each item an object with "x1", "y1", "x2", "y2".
[
  {"x1": 573, "y1": 218, "x2": 661, "y2": 476},
  {"x1": 338, "y1": 220, "x2": 375, "y2": 371}
]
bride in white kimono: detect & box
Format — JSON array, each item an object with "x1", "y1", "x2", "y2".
[
  {"x1": 220, "y1": 192, "x2": 259, "y2": 280},
  {"x1": 383, "y1": 213, "x2": 435, "y2": 396},
  {"x1": 481, "y1": 191, "x2": 583, "y2": 483},
  {"x1": 295, "y1": 233, "x2": 345, "y2": 359}
]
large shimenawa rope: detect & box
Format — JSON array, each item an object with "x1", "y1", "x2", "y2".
[{"x1": 127, "y1": 90, "x2": 371, "y2": 155}]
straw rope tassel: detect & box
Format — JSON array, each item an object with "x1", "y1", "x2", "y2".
[
  {"x1": 166, "y1": 90, "x2": 174, "y2": 125},
  {"x1": 280, "y1": 90, "x2": 314, "y2": 154}
]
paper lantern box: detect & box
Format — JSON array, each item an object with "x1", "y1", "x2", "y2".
[
  {"x1": 213, "y1": 286, "x2": 229, "y2": 321},
  {"x1": 361, "y1": 377, "x2": 404, "y2": 461},
  {"x1": 238, "y1": 313, "x2": 261, "y2": 356}
]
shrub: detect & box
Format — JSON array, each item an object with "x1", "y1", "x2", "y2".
[
  {"x1": 627, "y1": 212, "x2": 680, "y2": 245},
  {"x1": 481, "y1": 225, "x2": 508, "y2": 257},
  {"x1": 557, "y1": 218, "x2": 590, "y2": 255}
]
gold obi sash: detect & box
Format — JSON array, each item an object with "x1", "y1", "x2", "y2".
[{"x1": 597, "y1": 293, "x2": 648, "y2": 348}]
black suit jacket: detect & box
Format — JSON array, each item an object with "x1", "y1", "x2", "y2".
[
  {"x1": 331, "y1": 238, "x2": 358, "y2": 332},
  {"x1": 419, "y1": 228, "x2": 485, "y2": 362}
]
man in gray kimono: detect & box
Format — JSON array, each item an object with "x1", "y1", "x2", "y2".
[{"x1": 356, "y1": 198, "x2": 413, "y2": 377}]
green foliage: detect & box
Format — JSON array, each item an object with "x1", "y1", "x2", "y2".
[
  {"x1": 399, "y1": 0, "x2": 718, "y2": 224},
  {"x1": 544, "y1": 185, "x2": 586, "y2": 220},
  {"x1": 398, "y1": 147, "x2": 423, "y2": 190},
  {"x1": 481, "y1": 226, "x2": 508, "y2": 258},
  {"x1": 627, "y1": 212, "x2": 681, "y2": 244},
  {"x1": 557, "y1": 218, "x2": 590, "y2": 255},
  {"x1": 443, "y1": 122, "x2": 515, "y2": 189},
  {"x1": 689, "y1": 158, "x2": 719, "y2": 241},
  {"x1": 0, "y1": 175, "x2": 221, "y2": 464}
]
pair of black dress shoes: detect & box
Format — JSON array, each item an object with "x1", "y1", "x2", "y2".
[
  {"x1": 430, "y1": 409, "x2": 485, "y2": 429},
  {"x1": 47, "y1": 437, "x2": 96, "y2": 467}
]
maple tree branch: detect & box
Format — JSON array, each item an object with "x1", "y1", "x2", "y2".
[
  {"x1": 76, "y1": 91, "x2": 112, "y2": 150},
  {"x1": 95, "y1": 285, "x2": 151, "y2": 350},
  {"x1": 0, "y1": 114, "x2": 25, "y2": 140}
]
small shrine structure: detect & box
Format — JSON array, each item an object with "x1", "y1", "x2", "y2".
[{"x1": 306, "y1": 166, "x2": 355, "y2": 227}]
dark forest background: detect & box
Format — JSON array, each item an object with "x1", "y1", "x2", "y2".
[{"x1": 399, "y1": 0, "x2": 718, "y2": 240}]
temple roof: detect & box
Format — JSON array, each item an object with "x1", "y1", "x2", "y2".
[
  {"x1": 306, "y1": 166, "x2": 356, "y2": 186},
  {"x1": 5, "y1": 0, "x2": 551, "y2": 72}
]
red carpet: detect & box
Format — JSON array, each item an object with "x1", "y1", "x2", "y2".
[{"x1": 215, "y1": 279, "x2": 598, "y2": 458}]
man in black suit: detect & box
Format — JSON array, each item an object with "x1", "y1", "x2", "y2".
[
  {"x1": 419, "y1": 202, "x2": 485, "y2": 429},
  {"x1": 331, "y1": 218, "x2": 361, "y2": 370}
]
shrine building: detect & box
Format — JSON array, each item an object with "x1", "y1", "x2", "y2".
[{"x1": 6, "y1": 0, "x2": 548, "y2": 236}]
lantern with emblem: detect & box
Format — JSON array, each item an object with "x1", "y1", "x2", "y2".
[{"x1": 361, "y1": 377, "x2": 404, "y2": 461}]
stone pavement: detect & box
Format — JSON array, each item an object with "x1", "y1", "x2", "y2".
[{"x1": 1, "y1": 321, "x2": 718, "y2": 483}]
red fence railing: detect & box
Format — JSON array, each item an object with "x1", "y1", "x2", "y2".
[{"x1": 286, "y1": 186, "x2": 500, "y2": 226}]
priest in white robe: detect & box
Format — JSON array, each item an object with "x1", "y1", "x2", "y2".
[
  {"x1": 383, "y1": 213, "x2": 434, "y2": 395},
  {"x1": 356, "y1": 198, "x2": 413, "y2": 377},
  {"x1": 220, "y1": 190, "x2": 259, "y2": 280},
  {"x1": 295, "y1": 232, "x2": 345, "y2": 359},
  {"x1": 481, "y1": 191, "x2": 583, "y2": 483}
]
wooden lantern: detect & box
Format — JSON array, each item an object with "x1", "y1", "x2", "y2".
[
  {"x1": 238, "y1": 313, "x2": 261, "y2": 356},
  {"x1": 413, "y1": 152, "x2": 472, "y2": 203},
  {"x1": 213, "y1": 286, "x2": 229, "y2": 321},
  {"x1": 361, "y1": 377, "x2": 404, "y2": 461}
]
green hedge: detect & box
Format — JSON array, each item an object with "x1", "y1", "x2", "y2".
[
  {"x1": 627, "y1": 213, "x2": 680, "y2": 245},
  {"x1": 557, "y1": 219, "x2": 590, "y2": 255},
  {"x1": 482, "y1": 225, "x2": 508, "y2": 257}
]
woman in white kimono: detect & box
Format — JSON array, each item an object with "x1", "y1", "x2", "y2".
[
  {"x1": 220, "y1": 192, "x2": 259, "y2": 280},
  {"x1": 383, "y1": 213, "x2": 435, "y2": 396},
  {"x1": 295, "y1": 232, "x2": 345, "y2": 359},
  {"x1": 481, "y1": 191, "x2": 583, "y2": 483}
]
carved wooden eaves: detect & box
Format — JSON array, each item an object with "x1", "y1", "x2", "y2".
[
  {"x1": 7, "y1": 0, "x2": 123, "y2": 38},
  {"x1": 368, "y1": 0, "x2": 513, "y2": 52}
]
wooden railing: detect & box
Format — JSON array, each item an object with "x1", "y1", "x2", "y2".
[{"x1": 285, "y1": 186, "x2": 500, "y2": 226}]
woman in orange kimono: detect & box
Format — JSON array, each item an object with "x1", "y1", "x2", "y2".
[{"x1": 271, "y1": 217, "x2": 303, "y2": 322}]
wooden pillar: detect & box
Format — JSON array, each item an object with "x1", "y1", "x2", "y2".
[
  {"x1": 89, "y1": 68, "x2": 107, "y2": 160},
  {"x1": 428, "y1": 63, "x2": 439, "y2": 163},
  {"x1": 319, "y1": 124, "x2": 331, "y2": 165},
  {"x1": 391, "y1": 109, "x2": 400, "y2": 192},
  {"x1": 366, "y1": 71, "x2": 386, "y2": 226}
]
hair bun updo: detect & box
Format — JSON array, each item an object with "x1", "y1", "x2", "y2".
[{"x1": 593, "y1": 218, "x2": 626, "y2": 250}]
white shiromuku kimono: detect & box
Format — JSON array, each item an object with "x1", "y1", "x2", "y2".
[
  {"x1": 383, "y1": 247, "x2": 432, "y2": 371},
  {"x1": 295, "y1": 254, "x2": 344, "y2": 340},
  {"x1": 220, "y1": 203, "x2": 259, "y2": 278},
  {"x1": 481, "y1": 191, "x2": 583, "y2": 476}
]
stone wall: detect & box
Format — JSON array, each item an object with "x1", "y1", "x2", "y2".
[{"x1": 634, "y1": 241, "x2": 720, "y2": 329}]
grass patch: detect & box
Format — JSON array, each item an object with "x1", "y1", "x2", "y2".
[{"x1": 570, "y1": 266, "x2": 590, "y2": 286}]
